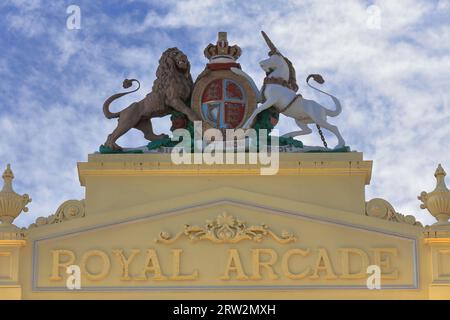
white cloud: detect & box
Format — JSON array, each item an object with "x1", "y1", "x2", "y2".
[{"x1": 437, "y1": 0, "x2": 450, "y2": 11}]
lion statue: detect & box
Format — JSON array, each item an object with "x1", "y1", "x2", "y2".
[{"x1": 102, "y1": 47, "x2": 200, "y2": 151}]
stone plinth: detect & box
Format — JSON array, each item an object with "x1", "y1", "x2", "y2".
[{"x1": 78, "y1": 152, "x2": 372, "y2": 217}]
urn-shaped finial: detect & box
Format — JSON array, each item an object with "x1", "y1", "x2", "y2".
[
  {"x1": 0, "y1": 164, "x2": 31, "y2": 227},
  {"x1": 418, "y1": 164, "x2": 450, "y2": 225}
]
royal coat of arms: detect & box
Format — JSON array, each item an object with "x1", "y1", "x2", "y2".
[
  {"x1": 99, "y1": 30, "x2": 349, "y2": 153},
  {"x1": 191, "y1": 32, "x2": 257, "y2": 133}
]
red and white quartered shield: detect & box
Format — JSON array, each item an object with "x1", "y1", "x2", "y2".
[{"x1": 201, "y1": 78, "x2": 246, "y2": 129}]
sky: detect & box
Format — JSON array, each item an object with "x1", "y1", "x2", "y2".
[{"x1": 0, "y1": 0, "x2": 449, "y2": 227}]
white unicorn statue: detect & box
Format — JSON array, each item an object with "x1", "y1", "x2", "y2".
[{"x1": 232, "y1": 31, "x2": 346, "y2": 149}]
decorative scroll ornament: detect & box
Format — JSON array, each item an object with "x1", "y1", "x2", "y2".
[
  {"x1": 365, "y1": 198, "x2": 422, "y2": 227},
  {"x1": 418, "y1": 164, "x2": 450, "y2": 225},
  {"x1": 0, "y1": 164, "x2": 31, "y2": 229},
  {"x1": 29, "y1": 199, "x2": 85, "y2": 228},
  {"x1": 156, "y1": 212, "x2": 296, "y2": 244}
]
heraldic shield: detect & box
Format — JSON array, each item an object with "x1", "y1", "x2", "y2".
[{"x1": 191, "y1": 32, "x2": 257, "y2": 132}]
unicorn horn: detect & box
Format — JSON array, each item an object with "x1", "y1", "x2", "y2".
[{"x1": 261, "y1": 31, "x2": 279, "y2": 55}]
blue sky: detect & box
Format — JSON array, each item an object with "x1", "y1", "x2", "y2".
[{"x1": 0, "y1": 0, "x2": 449, "y2": 227}]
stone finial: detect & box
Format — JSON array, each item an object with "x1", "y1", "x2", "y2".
[
  {"x1": 418, "y1": 164, "x2": 450, "y2": 225},
  {"x1": 0, "y1": 164, "x2": 32, "y2": 228}
]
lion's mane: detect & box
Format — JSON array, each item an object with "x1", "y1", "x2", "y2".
[{"x1": 150, "y1": 47, "x2": 193, "y2": 108}]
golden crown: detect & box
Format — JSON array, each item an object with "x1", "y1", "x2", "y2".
[{"x1": 204, "y1": 32, "x2": 242, "y2": 62}]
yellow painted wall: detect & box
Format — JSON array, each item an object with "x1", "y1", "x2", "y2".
[{"x1": 1, "y1": 152, "x2": 449, "y2": 299}]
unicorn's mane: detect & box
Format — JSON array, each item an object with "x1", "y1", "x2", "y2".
[{"x1": 282, "y1": 56, "x2": 299, "y2": 92}]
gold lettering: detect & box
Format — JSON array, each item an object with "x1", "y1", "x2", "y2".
[
  {"x1": 81, "y1": 250, "x2": 111, "y2": 281},
  {"x1": 251, "y1": 248, "x2": 279, "y2": 280},
  {"x1": 338, "y1": 248, "x2": 370, "y2": 279},
  {"x1": 50, "y1": 249, "x2": 76, "y2": 281},
  {"x1": 310, "y1": 248, "x2": 337, "y2": 280},
  {"x1": 281, "y1": 248, "x2": 311, "y2": 279},
  {"x1": 136, "y1": 249, "x2": 167, "y2": 281},
  {"x1": 50, "y1": 246, "x2": 397, "y2": 284},
  {"x1": 170, "y1": 249, "x2": 199, "y2": 280},
  {"x1": 371, "y1": 248, "x2": 399, "y2": 279},
  {"x1": 221, "y1": 249, "x2": 249, "y2": 280},
  {"x1": 112, "y1": 249, "x2": 140, "y2": 281}
]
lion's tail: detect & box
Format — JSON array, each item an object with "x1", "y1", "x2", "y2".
[
  {"x1": 103, "y1": 79, "x2": 141, "y2": 119},
  {"x1": 306, "y1": 74, "x2": 342, "y2": 117}
]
